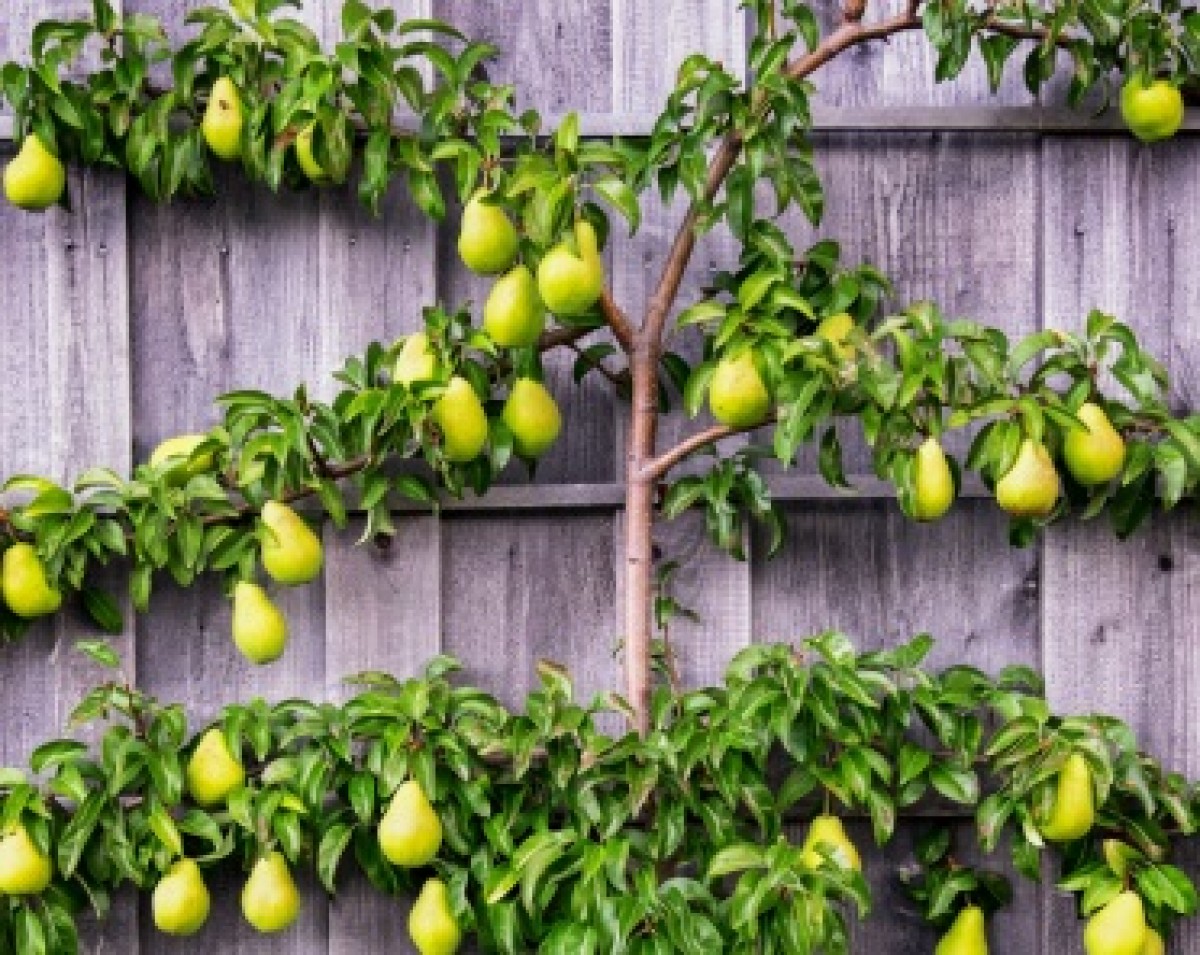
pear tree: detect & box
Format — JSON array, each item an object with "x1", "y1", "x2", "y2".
[{"x1": 1, "y1": 0, "x2": 1200, "y2": 951}]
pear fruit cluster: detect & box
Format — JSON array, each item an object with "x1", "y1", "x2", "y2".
[
  {"x1": 936, "y1": 905, "x2": 988, "y2": 955},
  {"x1": 2, "y1": 542, "x2": 62, "y2": 618},
  {"x1": 3, "y1": 134, "x2": 65, "y2": 210},
  {"x1": 0, "y1": 824, "x2": 52, "y2": 895}
]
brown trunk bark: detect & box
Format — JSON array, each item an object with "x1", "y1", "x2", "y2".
[{"x1": 624, "y1": 334, "x2": 659, "y2": 735}]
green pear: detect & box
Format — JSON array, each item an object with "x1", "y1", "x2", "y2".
[
  {"x1": 1121, "y1": 78, "x2": 1185, "y2": 144},
  {"x1": 1039, "y1": 752, "x2": 1096, "y2": 842},
  {"x1": 260, "y1": 501, "x2": 323, "y2": 586},
  {"x1": 3, "y1": 135, "x2": 65, "y2": 211},
  {"x1": 152, "y1": 858, "x2": 211, "y2": 936},
  {"x1": 241, "y1": 851, "x2": 301, "y2": 934},
  {"x1": 1064, "y1": 403, "x2": 1126, "y2": 486},
  {"x1": 484, "y1": 265, "x2": 546, "y2": 348},
  {"x1": 1084, "y1": 891, "x2": 1148, "y2": 955},
  {"x1": 536, "y1": 220, "x2": 604, "y2": 317},
  {"x1": 202, "y1": 77, "x2": 244, "y2": 161},
  {"x1": 185, "y1": 727, "x2": 245, "y2": 807},
  {"x1": 295, "y1": 123, "x2": 335, "y2": 184},
  {"x1": 799, "y1": 814, "x2": 861, "y2": 871},
  {"x1": 378, "y1": 780, "x2": 443, "y2": 868},
  {"x1": 816, "y1": 312, "x2": 856, "y2": 364},
  {"x1": 708, "y1": 351, "x2": 770, "y2": 429},
  {"x1": 995, "y1": 438, "x2": 1060, "y2": 519},
  {"x1": 150, "y1": 434, "x2": 215, "y2": 485},
  {"x1": 457, "y1": 190, "x2": 518, "y2": 275},
  {"x1": 0, "y1": 825, "x2": 52, "y2": 895},
  {"x1": 432, "y1": 376, "x2": 489, "y2": 463},
  {"x1": 409, "y1": 877, "x2": 461, "y2": 955},
  {"x1": 232, "y1": 581, "x2": 288, "y2": 664},
  {"x1": 2, "y1": 543, "x2": 62, "y2": 618},
  {"x1": 502, "y1": 379, "x2": 561, "y2": 459},
  {"x1": 911, "y1": 437, "x2": 955, "y2": 522},
  {"x1": 936, "y1": 905, "x2": 988, "y2": 955},
  {"x1": 394, "y1": 332, "x2": 440, "y2": 387}
]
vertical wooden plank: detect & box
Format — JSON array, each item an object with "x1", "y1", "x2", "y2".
[{"x1": 1040, "y1": 134, "x2": 1200, "y2": 954}]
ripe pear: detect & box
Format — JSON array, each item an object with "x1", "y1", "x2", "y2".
[
  {"x1": 3, "y1": 134, "x2": 65, "y2": 211},
  {"x1": 201, "y1": 77, "x2": 244, "y2": 161},
  {"x1": 1064, "y1": 403, "x2": 1126, "y2": 486},
  {"x1": 409, "y1": 878, "x2": 461, "y2": 955},
  {"x1": 995, "y1": 438, "x2": 1060, "y2": 519},
  {"x1": 0, "y1": 825, "x2": 52, "y2": 895},
  {"x1": 799, "y1": 815, "x2": 861, "y2": 871},
  {"x1": 815, "y1": 312, "x2": 856, "y2": 364},
  {"x1": 231, "y1": 581, "x2": 288, "y2": 665},
  {"x1": 295, "y1": 123, "x2": 333, "y2": 184},
  {"x1": 2, "y1": 543, "x2": 62, "y2": 618},
  {"x1": 457, "y1": 190, "x2": 518, "y2": 275},
  {"x1": 502, "y1": 379, "x2": 562, "y2": 459},
  {"x1": 1120, "y1": 78, "x2": 1185, "y2": 144},
  {"x1": 394, "y1": 332, "x2": 440, "y2": 387},
  {"x1": 152, "y1": 858, "x2": 211, "y2": 936},
  {"x1": 432, "y1": 376, "x2": 489, "y2": 463},
  {"x1": 378, "y1": 780, "x2": 442, "y2": 868},
  {"x1": 1084, "y1": 891, "x2": 1148, "y2": 955},
  {"x1": 1140, "y1": 929, "x2": 1165, "y2": 955},
  {"x1": 150, "y1": 434, "x2": 215, "y2": 485},
  {"x1": 484, "y1": 265, "x2": 545, "y2": 348},
  {"x1": 241, "y1": 851, "x2": 301, "y2": 934},
  {"x1": 185, "y1": 727, "x2": 245, "y2": 807},
  {"x1": 708, "y1": 351, "x2": 770, "y2": 429},
  {"x1": 536, "y1": 220, "x2": 604, "y2": 317},
  {"x1": 912, "y1": 437, "x2": 955, "y2": 522},
  {"x1": 1039, "y1": 752, "x2": 1096, "y2": 843},
  {"x1": 260, "y1": 501, "x2": 323, "y2": 586},
  {"x1": 936, "y1": 905, "x2": 988, "y2": 955}
]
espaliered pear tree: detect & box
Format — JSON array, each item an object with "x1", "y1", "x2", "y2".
[{"x1": 3, "y1": 0, "x2": 1200, "y2": 951}]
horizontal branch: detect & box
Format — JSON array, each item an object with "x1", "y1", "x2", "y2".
[{"x1": 640, "y1": 416, "x2": 775, "y2": 483}]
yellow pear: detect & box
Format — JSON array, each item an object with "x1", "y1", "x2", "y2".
[
  {"x1": 378, "y1": 780, "x2": 443, "y2": 868},
  {"x1": 152, "y1": 858, "x2": 211, "y2": 936},
  {"x1": 1064, "y1": 403, "x2": 1126, "y2": 486},
  {"x1": 394, "y1": 332, "x2": 440, "y2": 387},
  {"x1": 409, "y1": 877, "x2": 461, "y2": 955},
  {"x1": 231, "y1": 581, "x2": 288, "y2": 664},
  {"x1": 536, "y1": 220, "x2": 604, "y2": 317},
  {"x1": 502, "y1": 379, "x2": 561, "y2": 459},
  {"x1": 484, "y1": 265, "x2": 545, "y2": 348},
  {"x1": 1121, "y1": 78, "x2": 1184, "y2": 144},
  {"x1": 0, "y1": 825, "x2": 52, "y2": 895},
  {"x1": 799, "y1": 815, "x2": 861, "y2": 871},
  {"x1": 3, "y1": 134, "x2": 65, "y2": 211},
  {"x1": 2, "y1": 543, "x2": 62, "y2": 618},
  {"x1": 201, "y1": 77, "x2": 244, "y2": 161},
  {"x1": 1084, "y1": 891, "x2": 1148, "y2": 955},
  {"x1": 432, "y1": 376, "x2": 489, "y2": 463},
  {"x1": 815, "y1": 312, "x2": 856, "y2": 364},
  {"x1": 1039, "y1": 752, "x2": 1096, "y2": 843},
  {"x1": 150, "y1": 434, "x2": 215, "y2": 485},
  {"x1": 911, "y1": 437, "x2": 955, "y2": 522},
  {"x1": 260, "y1": 501, "x2": 323, "y2": 586},
  {"x1": 708, "y1": 351, "x2": 770, "y2": 429},
  {"x1": 458, "y1": 190, "x2": 518, "y2": 275},
  {"x1": 995, "y1": 438, "x2": 1060, "y2": 519},
  {"x1": 185, "y1": 727, "x2": 245, "y2": 807},
  {"x1": 241, "y1": 851, "x2": 301, "y2": 934},
  {"x1": 1140, "y1": 929, "x2": 1165, "y2": 955},
  {"x1": 294, "y1": 123, "x2": 338, "y2": 184},
  {"x1": 936, "y1": 905, "x2": 988, "y2": 955}
]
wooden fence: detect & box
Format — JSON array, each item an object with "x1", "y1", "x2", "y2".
[{"x1": 2, "y1": 1, "x2": 1199, "y2": 951}]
